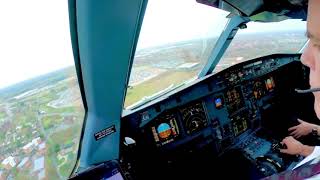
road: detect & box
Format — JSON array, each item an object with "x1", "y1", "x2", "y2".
[
  {"x1": 3, "y1": 103, "x2": 14, "y2": 146},
  {"x1": 37, "y1": 113, "x2": 64, "y2": 180},
  {"x1": 37, "y1": 111, "x2": 79, "y2": 179}
]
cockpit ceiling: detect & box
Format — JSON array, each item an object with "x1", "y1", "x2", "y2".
[{"x1": 196, "y1": 0, "x2": 307, "y2": 22}]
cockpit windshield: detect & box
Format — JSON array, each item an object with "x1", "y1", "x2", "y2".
[
  {"x1": 124, "y1": 0, "x2": 229, "y2": 108},
  {"x1": 214, "y1": 20, "x2": 307, "y2": 73}
]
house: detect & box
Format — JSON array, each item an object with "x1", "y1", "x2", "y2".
[
  {"x1": 1, "y1": 156, "x2": 16, "y2": 170},
  {"x1": 32, "y1": 137, "x2": 41, "y2": 146},
  {"x1": 22, "y1": 142, "x2": 33, "y2": 154},
  {"x1": 33, "y1": 156, "x2": 44, "y2": 173},
  {"x1": 38, "y1": 169, "x2": 45, "y2": 180},
  {"x1": 38, "y1": 142, "x2": 46, "y2": 155},
  {"x1": 17, "y1": 157, "x2": 30, "y2": 169},
  {"x1": 0, "y1": 171, "x2": 5, "y2": 180}
]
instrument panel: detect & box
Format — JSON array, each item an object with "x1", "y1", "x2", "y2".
[
  {"x1": 122, "y1": 53, "x2": 304, "y2": 155},
  {"x1": 120, "y1": 54, "x2": 311, "y2": 179},
  {"x1": 149, "y1": 102, "x2": 209, "y2": 147}
]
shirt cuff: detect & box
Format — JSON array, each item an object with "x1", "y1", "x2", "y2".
[{"x1": 293, "y1": 146, "x2": 320, "y2": 169}]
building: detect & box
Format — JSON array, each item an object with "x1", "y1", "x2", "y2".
[
  {"x1": 38, "y1": 169, "x2": 45, "y2": 180},
  {"x1": 0, "y1": 171, "x2": 5, "y2": 180},
  {"x1": 33, "y1": 156, "x2": 44, "y2": 173},
  {"x1": 38, "y1": 142, "x2": 46, "y2": 155},
  {"x1": 17, "y1": 157, "x2": 30, "y2": 169},
  {"x1": 1, "y1": 156, "x2": 16, "y2": 170},
  {"x1": 38, "y1": 110, "x2": 46, "y2": 115},
  {"x1": 32, "y1": 137, "x2": 41, "y2": 146},
  {"x1": 22, "y1": 142, "x2": 33, "y2": 154}
]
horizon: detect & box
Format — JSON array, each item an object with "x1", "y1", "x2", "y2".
[
  {"x1": 0, "y1": 29, "x2": 306, "y2": 92},
  {"x1": 0, "y1": 65, "x2": 74, "y2": 92},
  {"x1": 0, "y1": 0, "x2": 306, "y2": 89}
]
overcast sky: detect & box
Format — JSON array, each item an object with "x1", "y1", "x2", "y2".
[
  {"x1": 0, "y1": 1, "x2": 74, "y2": 89},
  {"x1": 0, "y1": 0, "x2": 306, "y2": 89}
]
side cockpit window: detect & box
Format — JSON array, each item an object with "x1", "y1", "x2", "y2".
[{"x1": 0, "y1": 1, "x2": 84, "y2": 179}]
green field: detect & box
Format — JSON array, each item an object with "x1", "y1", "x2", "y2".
[
  {"x1": 42, "y1": 115, "x2": 63, "y2": 130},
  {"x1": 125, "y1": 70, "x2": 198, "y2": 107},
  {"x1": 59, "y1": 153, "x2": 76, "y2": 177},
  {"x1": 50, "y1": 127, "x2": 78, "y2": 144},
  {"x1": 45, "y1": 155, "x2": 60, "y2": 180},
  {"x1": 0, "y1": 111, "x2": 6, "y2": 119},
  {"x1": 15, "y1": 169, "x2": 37, "y2": 180}
]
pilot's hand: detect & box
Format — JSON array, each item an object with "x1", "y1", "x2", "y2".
[
  {"x1": 280, "y1": 136, "x2": 304, "y2": 155},
  {"x1": 288, "y1": 119, "x2": 315, "y2": 138},
  {"x1": 280, "y1": 136, "x2": 314, "y2": 157}
]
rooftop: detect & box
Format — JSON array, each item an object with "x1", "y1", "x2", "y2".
[
  {"x1": 39, "y1": 142, "x2": 46, "y2": 150},
  {"x1": 22, "y1": 142, "x2": 33, "y2": 150},
  {"x1": 1, "y1": 156, "x2": 16, "y2": 167},
  {"x1": 38, "y1": 169, "x2": 45, "y2": 179},
  {"x1": 17, "y1": 157, "x2": 29, "y2": 168},
  {"x1": 33, "y1": 156, "x2": 44, "y2": 172},
  {"x1": 32, "y1": 137, "x2": 41, "y2": 146}
]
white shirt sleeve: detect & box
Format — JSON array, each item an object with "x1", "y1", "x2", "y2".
[
  {"x1": 305, "y1": 174, "x2": 320, "y2": 180},
  {"x1": 293, "y1": 146, "x2": 320, "y2": 170}
]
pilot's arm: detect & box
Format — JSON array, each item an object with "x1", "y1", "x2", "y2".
[{"x1": 288, "y1": 119, "x2": 320, "y2": 138}]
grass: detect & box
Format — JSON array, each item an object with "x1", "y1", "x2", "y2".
[
  {"x1": 59, "y1": 152, "x2": 76, "y2": 178},
  {"x1": 0, "y1": 111, "x2": 6, "y2": 119},
  {"x1": 39, "y1": 104, "x2": 77, "y2": 114},
  {"x1": 50, "y1": 125, "x2": 81, "y2": 145},
  {"x1": 59, "y1": 159, "x2": 74, "y2": 178},
  {"x1": 58, "y1": 156, "x2": 66, "y2": 165},
  {"x1": 42, "y1": 115, "x2": 63, "y2": 130},
  {"x1": 124, "y1": 70, "x2": 198, "y2": 107},
  {"x1": 45, "y1": 155, "x2": 60, "y2": 180},
  {"x1": 15, "y1": 170, "x2": 37, "y2": 180},
  {"x1": 47, "y1": 126, "x2": 81, "y2": 178}
]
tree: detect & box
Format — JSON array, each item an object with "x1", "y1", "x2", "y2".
[{"x1": 54, "y1": 144, "x2": 60, "y2": 153}]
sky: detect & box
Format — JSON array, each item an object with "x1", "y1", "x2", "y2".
[
  {"x1": 0, "y1": 1, "x2": 74, "y2": 89},
  {"x1": 0, "y1": 0, "x2": 306, "y2": 89},
  {"x1": 136, "y1": 0, "x2": 306, "y2": 49}
]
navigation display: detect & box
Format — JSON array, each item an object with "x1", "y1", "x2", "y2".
[{"x1": 180, "y1": 102, "x2": 208, "y2": 134}]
